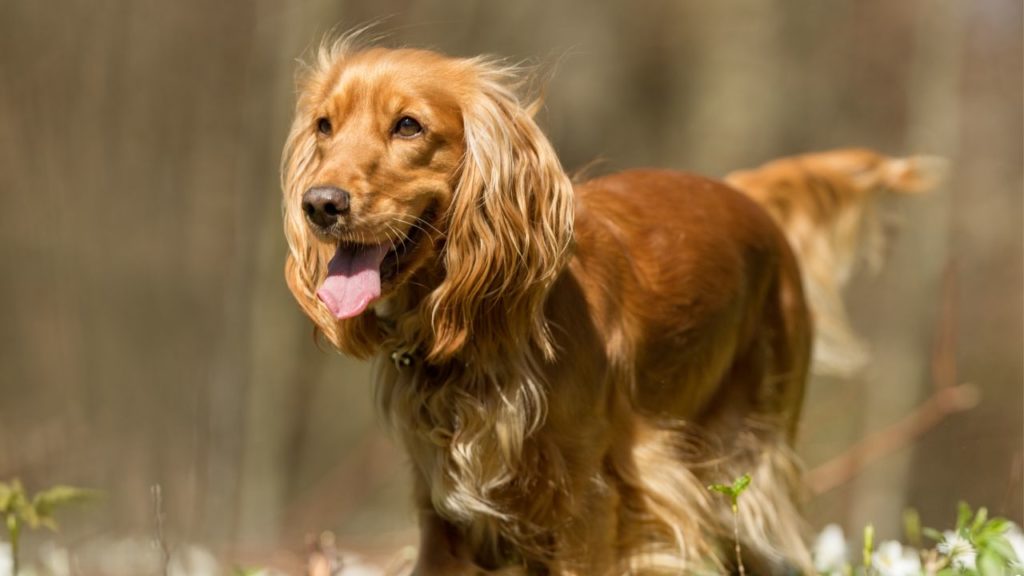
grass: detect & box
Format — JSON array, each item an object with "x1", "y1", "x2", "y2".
[{"x1": 1, "y1": 476, "x2": 1020, "y2": 576}]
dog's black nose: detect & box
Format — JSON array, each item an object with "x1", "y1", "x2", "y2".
[{"x1": 302, "y1": 186, "x2": 350, "y2": 228}]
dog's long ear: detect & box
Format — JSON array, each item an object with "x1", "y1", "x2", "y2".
[
  {"x1": 424, "y1": 61, "x2": 575, "y2": 362},
  {"x1": 281, "y1": 41, "x2": 380, "y2": 358}
]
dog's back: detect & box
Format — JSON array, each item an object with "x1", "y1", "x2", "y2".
[
  {"x1": 573, "y1": 169, "x2": 810, "y2": 428},
  {"x1": 567, "y1": 169, "x2": 814, "y2": 573}
]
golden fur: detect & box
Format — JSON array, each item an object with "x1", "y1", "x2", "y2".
[
  {"x1": 280, "y1": 39, "x2": 917, "y2": 575},
  {"x1": 726, "y1": 149, "x2": 946, "y2": 377}
]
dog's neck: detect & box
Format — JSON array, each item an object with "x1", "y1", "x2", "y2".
[
  {"x1": 371, "y1": 282, "x2": 428, "y2": 367},
  {"x1": 370, "y1": 279, "x2": 569, "y2": 552}
]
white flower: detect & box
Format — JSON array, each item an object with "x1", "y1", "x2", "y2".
[
  {"x1": 37, "y1": 542, "x2": 71, "y2": 576},
  {"x1": 337, "y1": 556, "x2": 383, "y2": 576},
  {"x1": 872, "y1": 540, "x2": 921, "y2": 576},
  {"x1": 0, "y1": 542, "x2": 11, "y2": 576},
  {"x1": 813, "y1": 523, "x2": 849, "y2": 575},
  {"x1": 1006, "y1": 524, "x2": 1024, "y2": 568},
  {"x1": 169, "y1": 544, "x2": 220, "y2": 576},
  {"x1": 937, "y1": 530, "x2": 977, "y2": 571}
]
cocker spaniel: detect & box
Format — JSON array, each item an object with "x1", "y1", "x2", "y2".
[{"x1": 281, "y1": 39, "x2": 936, "y2": 575}]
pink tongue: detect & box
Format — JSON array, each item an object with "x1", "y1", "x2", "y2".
[{"x1": 317, "y1": 244, "x2": 389, "y2": 320}]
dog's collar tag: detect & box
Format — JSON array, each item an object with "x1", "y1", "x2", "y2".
[
  {"x1": 377, "y1": 314, "x2": 416, "y2": 369},
  {"x1": 390, "y1": 349, "x2": 415, "y2": 369}
]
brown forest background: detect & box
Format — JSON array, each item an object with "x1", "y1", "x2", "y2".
[{"x1": 0, "y1": 0, "x2": 1021, "y2": 569}]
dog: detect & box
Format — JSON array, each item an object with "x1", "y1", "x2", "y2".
[
  {"x1": 281, "y1": 39, "x2": 917, "y2": 575},
  {"x1": 725, "y1": 149, "x2": 945, "y2": 377}
]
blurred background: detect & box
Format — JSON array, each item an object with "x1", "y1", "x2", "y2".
[{"x1": 0, "y1": 0, "x2": 1020, "y2": 572}]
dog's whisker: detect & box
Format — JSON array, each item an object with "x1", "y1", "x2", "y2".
[
  {"x1": 386, "y1": 213, "x2": 443, "y2": 238},
  {"x1": 384, "y1": 224, "x2": 403, "y2": 278}
]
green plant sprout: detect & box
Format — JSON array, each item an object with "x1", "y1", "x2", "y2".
[
  {"x1": 0, "y1": 479, "x2": 98, "y2": 576},
  {"x1": 709, "y1": 473, "x2": 751, "y2": 576},
  {"x1": 863, "y1": 523, "x2": 874, "y2": 570},
  {"x1": 814, "y1": 501, "x2": 1021, "y2": 576},
  {"x1": 903, "y1": 508, "x2": 923, "y2": 549},
  {"x1": 922, "y1": 501, "x2": 1019, "y2": 575}
]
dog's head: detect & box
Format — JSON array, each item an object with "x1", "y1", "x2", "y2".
[{"x1": 282, "y1": 43, "x2": 574, "y2": 361}]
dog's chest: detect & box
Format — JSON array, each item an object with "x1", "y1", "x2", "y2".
[{"x1": 386, "y1": 361, "x2": 553, "y2": 530}]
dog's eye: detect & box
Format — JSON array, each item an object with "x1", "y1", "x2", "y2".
[
  {"x1": 393, "y1": 116, "x2": 423, "y2": 138},
  {"x1": 316, "y1": 117, "x2": 332, "y2": 136}
]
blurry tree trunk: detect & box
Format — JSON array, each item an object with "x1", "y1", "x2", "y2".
[
  {"x1": 847, "y1": 0, "x2": 964, "y2": 538},
  {"x1": 678, "y1": 0, "x2": 790, "y2": 174},
  {"x1": 234, "y1": 0, "x2": 345, "y2": 545}
]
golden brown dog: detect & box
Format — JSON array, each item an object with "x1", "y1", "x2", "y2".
[
  {"x1": 280, "y1": 39, "x2": 915, "y2": 575},
  {"x1": 726, "y1": 149, "x2": 945, "y2": 377}
]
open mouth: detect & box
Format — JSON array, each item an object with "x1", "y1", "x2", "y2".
[{"x1": 316, "y1": 207, "x2": 434, "y2": 320}]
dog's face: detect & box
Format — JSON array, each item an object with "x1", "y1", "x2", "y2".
[
  {"x1": 293, "y1": 49, "x2": 466, "y2": 320},
  {"x1": 283, "y1": 45, "x2": 574, "y2": 359}
]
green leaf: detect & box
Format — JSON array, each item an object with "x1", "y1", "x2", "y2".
[
  {"x1": 0, "y1": 480, "x2": 26, "y2": 513},
  {"x1": 731, "y1": 474, "x2": 751, "y2": 496},
  {"x1": 979, "y1": 518, "x2": 1010, "y2": 539},
  {"x1": 707, "y1": 483, "x2": 732, "y2": 496},
  {"x1": 28, "y1": 485, "x2": 99, "y2": 534},
  {"x1": 16, "y1": 500, "x2": 40, "y2": 528},
  {"x1": 903, "y1": 508, "x2": 923, "y2": 547},
  {"x1": 978, "y1": 550, "x2": 1009, "y2": 576},
  {"x1": 924, "y1": 527, "x2": 945, "y2": 542},
  {"x1": 982, "y1": 535, "x2": 1016, "y2": 563},
  {"x1": 32, "y1": 485, "x2": 100, "y2": 517},
  {"x1": 0, "y1": 480, "x2": 99, "y2": 539},
  {"x1": 971, "y1": 507, "x2": 988, "y2": 535},
  {"x1": 862, "y1": 524, "x2": 875, "y2": 568},
  {"x1": 707, "y1": 474, "x2": 752, "y2": 507},
  {"x1": 956, "y1": 501, "x2": 972, "y2": 532},
  {"x1": 37, "y1": 516, "x2": 59, "y2": 532},
  {"x1": 0, "y1": 483, "x2": 11, "y2": 511}
]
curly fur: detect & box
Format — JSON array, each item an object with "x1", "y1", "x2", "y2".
[{"x1": 276, "y1": 37, "x2": 876, "y2": 575}]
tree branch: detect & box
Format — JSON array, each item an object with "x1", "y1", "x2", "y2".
[{"x1": 806, "y1": 382, "x2": 978, "y2": 495}]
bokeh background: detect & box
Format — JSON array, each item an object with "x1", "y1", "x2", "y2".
[{"x1": 1, "y1": 0, "x2": 1020, "y2": 572}]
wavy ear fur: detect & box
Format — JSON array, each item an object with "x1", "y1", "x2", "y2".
[
  {"x1": 281, "y1": 37, "x2": 381, "y2": 358},
  {"x1": 424, "y1": 60, "x2": 575, "y2": 362}
]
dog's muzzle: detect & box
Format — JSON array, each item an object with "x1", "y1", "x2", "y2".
[{"x1": 302, "y1": 186, "x2": 350, "y2": 229}]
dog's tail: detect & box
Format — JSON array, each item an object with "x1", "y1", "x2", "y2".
[{"x1": 725, "y1": 148, "x2": 947, "y2": 377}]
